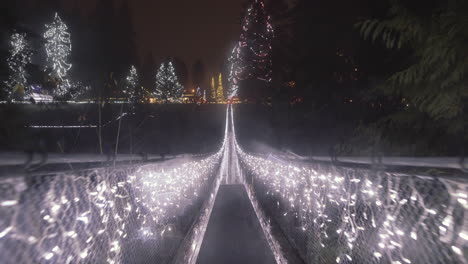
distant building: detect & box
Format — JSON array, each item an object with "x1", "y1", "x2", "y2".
[{"x1": 182, "y1": 88, "x2": 196, "y2": 103}]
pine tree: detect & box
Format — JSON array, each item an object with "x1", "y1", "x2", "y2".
[
  {"x1": 154, "y1": 60, "x2": 184, "y2": 103},
  {"x1": 357, "y1": 0, "x2": 468, "y2": 150},
  {"x1": 5, "y1": 33, "x2": 32, "y2": 99},
  {"x1": 229, "y1": 0, "x2": 274, "y2": 98},
  {"x1": 124, "y1": 65, "x2": 139, "y2": 101},
  {"x1": 217, "y1": 73, "x2": 224, "y2": 101},
  {"x1": 210, "y1": 76, "x2": 216, "y2": 100},
  {"x1": 228, "y1": 44, "x2": 241, "y2": 98},
  {"x1": 44, "y1": 13, "x2": 72, "y2": 97}
]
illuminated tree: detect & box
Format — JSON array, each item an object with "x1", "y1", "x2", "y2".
[
  {"x1": 210, "y1": 76, "x2": 216, "y2": 100},
  {"x1": 44, "y1": 13, "x2": 72, "y2": 97},
  {"x1": 228, "y1": 44, "x2": 241, "y2": 98},
  {"x1": 124, "y1": 65, "x2": 139, "y2": 101},
  {"x1": 5, "y1": 33, "x2": 32, "y2": 99},
  {"x1": 154, "y1": 61, "x2": 184, "y2": 102},
  {"x1": 229, "y1": 0, "x2": 274, "y2": 97},
  {"x1": 217, "y1": 73, "x2": 224, "y2": 101}
]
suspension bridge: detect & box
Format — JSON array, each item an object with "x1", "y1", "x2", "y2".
[{"x1": 0, "y1": 105, "x2": 467, "y2": 264}]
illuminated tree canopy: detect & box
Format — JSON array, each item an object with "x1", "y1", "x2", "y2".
[
  {"x1": 228, "y1": 0, "x2": 274, "y2": 98},
  {"x1": 210, "y1": 76, "x2": 216, "y2": 100},
  {"x1": 124, "y1": 65, "x2": 139, "y2": 101},
  {"x1": 217, "y1": 73, "x2": 224, "y2": 101},
  {"x1": 5, "y1": 32, "x2": 32, "y2": 99},
  {"x1": 44, "y1": 13, "x2": 72, "y2": 97},
  {"x1": 228, "y1": 44, "x2": 241, "y2": 98},
  {"x1": 154, "y1": 61, "x2": 184, "y2": 102}
]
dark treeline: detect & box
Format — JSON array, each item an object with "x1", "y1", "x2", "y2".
[{"x1": 257, "y1": 0, "x2": 468, "y2": 156}]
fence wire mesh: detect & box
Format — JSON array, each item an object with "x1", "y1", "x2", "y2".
[
  {"x1": 0, "y1": 154, "x2": 221, "y2": 264},
  {"x1": 239, "y1": 152, "x2": 468, "y2": 264}
]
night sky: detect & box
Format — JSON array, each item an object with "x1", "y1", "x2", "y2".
[{"x1": 25, "y1": 0, "x2": 247, "y2": 78}]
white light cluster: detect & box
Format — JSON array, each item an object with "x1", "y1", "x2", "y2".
[
  {"x1": 154, "y1": 61, "x2": 184, "y2": 103},
  {"x1": 5, "y1": 32, "x2": 32, "y2": 97},
  {"x1": 0, "y1": 152, "x2": 222, "y2": 263},
  {"x1": 129, "y1": 154, "x2": 222, "y2": 234},
  {"x1": 228, "y1": 0, "x2": 274, "y2": 98},
  {"x1": 44, "y1": 13, "x2": 72, "y2": 97},
  {"x1": 236, "y1": 149, "x2": 468, "y2": 263},
  {"x1": 67, "y1": 82, "x2": 91, "y2": 100},
  {"x1": 124, "y1": 65, "x2": 139, "y2": 101},
  {"x1": 228, "y1": 44, "x2": 241, "y2": 98}
]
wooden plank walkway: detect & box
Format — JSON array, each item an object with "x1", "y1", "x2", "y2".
[{"x1": 197, "y1": 184, "x2": 276, "y2": 264}]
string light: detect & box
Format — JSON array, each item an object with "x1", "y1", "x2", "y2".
[
  {"x1": 228, "y1": 44, "x2": 240, "y2": 98},
  {"x1": 154, "y1": 61, "x2": 184, "y2": 103},
  {"x1": 234, "y1": 125, "x2": 468, "y2": 264},
  {"x1": 228, "y1": 0, "x2": 274, "y2": 99},
  {"x1": 5, "y1": 33, "x2": 32, "y2": 98},
  {"x1": 210, "y1": 76, "x2": 216, "y2": 100},
  {"x1": 216, "y1": 73, "x2": 224, "y2": 102},
  {"x1": 0, "y1": 152, "x2": 223, "y2": 263},
  {"x1": 44, "y1": 13, "x2": 72, "y2": 97},
  {"x1": 123, "y1": 65, "x2": 139, "y2": 101}
]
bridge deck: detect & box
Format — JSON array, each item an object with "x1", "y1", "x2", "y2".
[{"x1": 197, "y1": 184, "x2": 276, "y2": 264}]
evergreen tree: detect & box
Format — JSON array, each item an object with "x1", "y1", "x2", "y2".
[
  {"x1": 217, "y1": 73, "x2": 224, "y2": 101},
  {"x1": 210, "y1": 76, "x2": 216, "y2": 100},
  {"x1": 230, "y1": 0, "x2": 274, "y2": 98},
  {"x1": 44, "y1": 13, "x2": 72, "y2": 97},
  {"x1": 124, "y1": 65, "x2": 139, "y2": 101},
  {"x1": 5, "y1": 32, "x2": 32, "y2": 99},
  {"x1": 228, "y1": 43, "x2": 241, "y2": 98},
  {"x1": 154, "y1": 60, "x2": 184, "y2": 103},
  {"x1": 357, "y1": 0, "x2": 468, "y2": 152}
]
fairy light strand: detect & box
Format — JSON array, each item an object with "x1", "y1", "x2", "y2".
[
  {"x1": 154, "y1": 60, "x2": 184, "y2": 103},
  {"x1": 0, "y1": 153, "x2": 222, "y2": 263},
  {"x1": 228, "y1": 0, "x2": 274, "y2": 99},
  {"x1": 231, "y1": 106, "x2": 468, "y2": 264},
  {"x1": 44, "y1": 13, "x2": 72, "y2": 97},
  {"x1": 5, "y1": 33, "x2": 32, "y2": 98},
  {"x1": 124, "y1": 65, "x2": 139, "y2": 101}
]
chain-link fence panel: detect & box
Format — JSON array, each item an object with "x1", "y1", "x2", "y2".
[
  {"x1": 0, "y1": 153, "x2": 222, "y2": 264},
  {"x1": 239, "y1": 151, "x2": 468, "y2": 264}
]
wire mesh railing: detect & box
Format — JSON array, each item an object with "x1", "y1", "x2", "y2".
[
  {"x1": 238, "y1": 151, "x2": 468, "y2": 264},
  {"x1": 0, "y1": 154, "x2": 222, "y2": 264}
]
